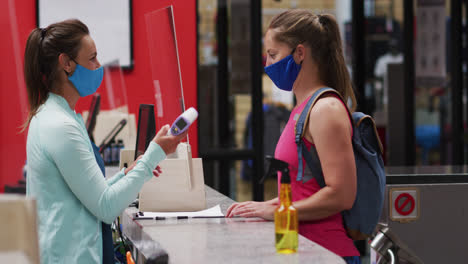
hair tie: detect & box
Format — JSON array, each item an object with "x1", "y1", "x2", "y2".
[
  {"x1": 39, "y1": 28, "x2": 47, "y2": 54},
  {"x1": 317, "y1": 14, "x2": 324, "y2": 24}
]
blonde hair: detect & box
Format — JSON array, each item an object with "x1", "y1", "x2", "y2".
[{"x1": 269, "y1": 9, "x2": 357, "y2": 112}]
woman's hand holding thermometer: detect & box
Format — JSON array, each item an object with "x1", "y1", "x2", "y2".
[
  {"x1": 153, "y1": 125, "x2": 186, "y2": 155},
  {"x1": 152, "y1": 107, "x2": 197, "y2": 155}
]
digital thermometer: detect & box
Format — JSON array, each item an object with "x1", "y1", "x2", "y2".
[{"x1": 170, "y1": 107, "x2": 198, "y2": 136}]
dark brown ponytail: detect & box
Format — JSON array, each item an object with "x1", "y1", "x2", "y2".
[
  {"x1": 22, "y1": 19, "x2": 89, "y2": 131},
  {"x1": 269, "y1": 10, "x2": 357, "y2": 112},
  {"x1": 316, "y1": 14, "x2": 356, "y2": 112},
  {"x1": 23, "y1": 28, "x2": 47, "y2": 131}
]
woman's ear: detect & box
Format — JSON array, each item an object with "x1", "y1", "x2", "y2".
[
  {"x1": 294, "y1": 44, "x2": 306, "y2": 64},
  {"x1": 58, "y1": 53, "x2": 74, "y2": 75}
]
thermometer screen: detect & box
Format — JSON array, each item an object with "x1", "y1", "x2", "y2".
[{"x1": 176, "y1": 118, "x2": 188, "y2": 129}]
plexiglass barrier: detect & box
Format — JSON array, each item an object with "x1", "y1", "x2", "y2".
[
  {"x1": 102, "y1": 59, "x2": 130, "y2": 112},
  {"x1": 145, "y1": 6, "x2": 188, "y2": 142},
  {"x1": 83, "y1": 59, "x2": 137, "y2": 155}
]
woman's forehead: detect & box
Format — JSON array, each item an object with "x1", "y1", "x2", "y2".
[
  {"x1": 78, "y1": 35, "x2": 96, "y2": 54},
  {"x1": 265, "y1": 29, "x2": 289, "y2": 50}
]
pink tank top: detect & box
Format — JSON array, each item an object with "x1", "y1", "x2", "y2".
[{"x1": 274, "y1": 94, "x2": 359, "y2": 257}]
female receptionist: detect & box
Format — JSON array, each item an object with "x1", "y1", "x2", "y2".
[{"x1": 23, "y1": 19, "x2": 186, "y2": 263}]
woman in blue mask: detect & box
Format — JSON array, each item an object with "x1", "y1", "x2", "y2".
[
  {"x1": 227, "y1": 10, "x2": 360, "y2": 264},
  {"x1": 23, "y1": 19, "x2": 187, "y2": 264}
]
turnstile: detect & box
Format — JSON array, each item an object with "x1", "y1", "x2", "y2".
[{"x1": 370, "y1": 166, "x2": 468, "y2": 264}]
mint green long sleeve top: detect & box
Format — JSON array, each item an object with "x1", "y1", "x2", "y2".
[{"x1": 26, "y1": 93, "x2": 166, "y2": 264}]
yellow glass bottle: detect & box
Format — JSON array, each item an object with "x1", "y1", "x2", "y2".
[{"x1": 275, "y1": 173, "x2": 298, "y2": 254}]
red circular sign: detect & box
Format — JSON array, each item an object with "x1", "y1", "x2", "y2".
[{"x1": 394, "y1": 193, "x2": 415, "y2": 216}]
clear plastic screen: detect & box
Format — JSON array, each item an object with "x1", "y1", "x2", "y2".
[
  {"x1": 101, "y1": 59, "x2": 129, "y2": 111},
  {"x1": 145, "y1": 6, "x2": 186, "y2": 140},
  {"x1": 7, "y1": 0, "x2": 28, "y2": 125},
  {"x1": 84, "y1": 59, "x2": 136, "y2": 150}
]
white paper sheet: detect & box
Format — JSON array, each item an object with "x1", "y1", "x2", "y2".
[{"x1": 138, "y1": 204, "x2": 224, "y2": 218}]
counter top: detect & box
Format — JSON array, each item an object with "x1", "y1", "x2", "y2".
[{"x1": 121, "y1": 185, "x2": 345, "y2": 264}]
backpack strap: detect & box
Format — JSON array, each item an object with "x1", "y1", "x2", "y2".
[
  {"x1": 301, "y1": 147, "x2": 326, "y2": 186},
  {"x1": 295, "y1": 87, "x2": 351, "y2": 182}
]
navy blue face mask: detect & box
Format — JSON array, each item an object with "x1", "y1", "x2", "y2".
[
  {"x1": 68, "y1": 58, "x2": 103, "y2": 97},
  {"x1": 264, "y1": 49, "x2": 302, "y2": 91}
]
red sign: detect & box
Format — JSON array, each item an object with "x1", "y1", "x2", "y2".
[{"x1": 394, "y1": 193, "x2": 415, "y2": 216}]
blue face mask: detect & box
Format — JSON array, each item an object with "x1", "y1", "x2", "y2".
[
  {"x1": 68, "y1": 62, "x2": 104, "y2": 97},
  {"x1": 264, "y1": 51, "x2": 301, "y2": 91}
]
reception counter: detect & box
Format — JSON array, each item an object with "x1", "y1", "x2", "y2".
[{"x1": 121, "y1": 185, "x2": 345, "y2": 264}]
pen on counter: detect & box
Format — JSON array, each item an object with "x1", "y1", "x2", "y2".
[{"x1": 156, "y1": 216, "x2": 188, "y2": 220}]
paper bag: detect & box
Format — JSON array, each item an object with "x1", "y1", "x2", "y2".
[
  {"x1": 120, "y1": 144, "x2": 206, "y2": 212},
  {"x1": 139, "y1": 157, "x2": 206, "y2": 212}
]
